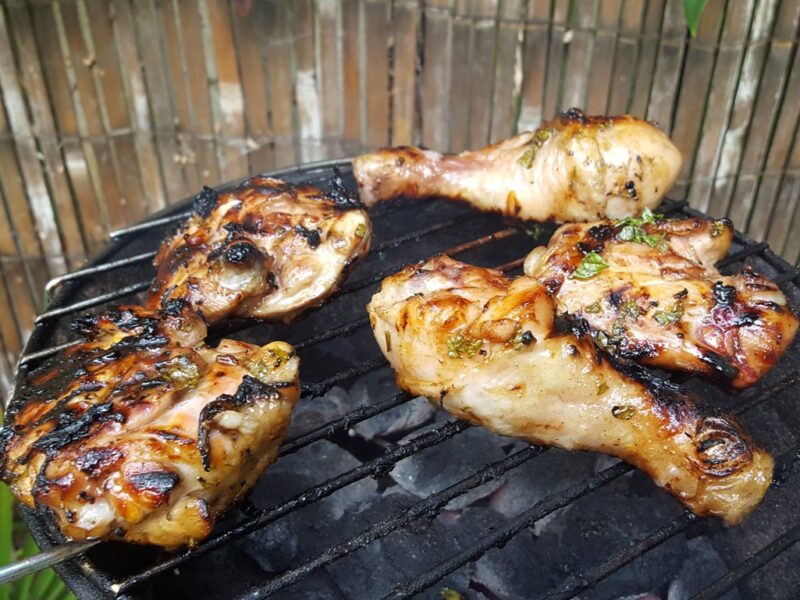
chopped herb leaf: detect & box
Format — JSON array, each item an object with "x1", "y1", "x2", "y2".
[
  {"x1": 571, "y1": 252, "x2": 609, "y2": 280},
  {"x1": 621, "y1": 299, "x2": 640, "y2": 319},
  {"x1": 585, "y1": 301, "x2": 602, "y2": 313},
  {"x1": 612, "y1": 405, "x2": 635, "y2": 420},
  {"x1": 447, "y1": 333, "x2": 483, "y2": 358},
  {"x1": 355, "y1": 223, "x2": 367, "y2": 238},
  {"x1": 517, "y1": 128, "x2": 554, "y2": 168},
  {"x1": 597, "y1": 382, "x2": 609, "y2": 395},
  {"x1": 158, "y1": 355, "x2": 200, "y2": 388},
  {"x1": 653, "y1": 301, "x2": 684, "y2": 326},
  {"x1": 615, "y1": 209, "x2": 668, "y2": 252}
]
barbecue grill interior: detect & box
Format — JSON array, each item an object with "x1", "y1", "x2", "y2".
[{"x1": 11, "y1": 163, "x2": 800, "y2": 599}]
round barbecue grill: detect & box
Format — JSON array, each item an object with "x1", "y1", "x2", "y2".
[{"x1": 13, "y1": 160, "x2": 800, "y2": 599}]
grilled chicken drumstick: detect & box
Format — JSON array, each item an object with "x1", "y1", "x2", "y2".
[
  {"x1": 148, "y1": 175, "x2": 371, "y2": 324},
  {"x1": 353, "y1": 109, "x2": 682, "y2": 222},
  {"x1": 367, "y1": 256, "x2": 772, "y2": 524},
  {"x1": 0, "y1": 302, "x2": 299, "y2": 547},
  {"x1": 524, "y1": 212, "x2": 799, "y2": 388}
]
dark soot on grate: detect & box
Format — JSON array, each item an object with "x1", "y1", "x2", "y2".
[{"x1": 16, "y1": 162, "x2": 800, "y2": 600}]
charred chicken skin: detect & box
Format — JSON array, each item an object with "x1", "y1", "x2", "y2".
[
  {"x1": 353, "y1": 108, "x2": 682, "y2": 222},
  {"x1": 0, "y1": 302, "x2": 299, "y2": 547},
  {"x1": 367, "y1": 256, "x2": 773, "y2": 524},
  {"x1": 148, "y1": 175, "x2": 371, "y2": 324},
  {"x1": 524, "y1": 212, "x2": 799, "y2": 388}
]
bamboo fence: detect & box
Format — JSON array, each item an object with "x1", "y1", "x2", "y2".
[{"x1": 0, "y1": 0, "x2": 799, "y2": 396}]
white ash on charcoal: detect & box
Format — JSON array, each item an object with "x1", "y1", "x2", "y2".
[
  {"x1": 323, "y1": 494, "x2": 504, "y2": 598},
  {"x1": 352, "y1": 395, "x2": 437, "y2": 441},
  {"x1": 287, "y1": 386, "x2": 363, "y2": 438},
  {"x1": 239, "y1": 440, "x2": 378, "y2": 573},
  {"x1": 666, "y1": 537, "x2": 742, "y2": 600},
  {"x1": 468, "y1": 471, "x2": 687, "y2": 599},
  {"x1": 389, "y1": 414, "x2": 517, "y2": 510},
  {"x1": 487, "y1": 448, "x2": 598, "y2": 518}
]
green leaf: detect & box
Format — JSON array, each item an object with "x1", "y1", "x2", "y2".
[
  {"x1": 570, "y1": 252, "x2": 609, "y2": 280},
  {"x1": 30, "y1": 568, "x2": 56, "y2": 600},
  {"x1": 684, "y1": 0, "x2": 710, "y2": 36},
  {"x1": 13, "y1": 534, "x2": 40, "y2": 600}
]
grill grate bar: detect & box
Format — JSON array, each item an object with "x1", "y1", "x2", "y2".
[
  {"x1": 22, "y1": 223, "x2": 516, "y2": 364},
  {"x1": 294, "y1": 316, "x2": 370, "y2": 351},
  {"x1": 300, "y1": 358, "x2": 387, "y2": 397},
  {"x1": 715, "y1": 242, "x2": 770, "y2": 269},
  {"x1": 541, "y1": 513, "x2": 698, "y2": 600},
  {"x1": 541, "y1": 442, "x2": 800, "y2": 600},
  {"x1": 239, "y1": 445, "x2": 548, "y2": 599},
  {"x1": 43, "y1": 251, "x2": 157, "y2": 303},
  {"x1": 384, "y1": 371, "x2": 800, "y2": 598},
  {"x1": 370, "y1": 213, "x2": 478, "y2": 253},
  {"x1": 690, "y1": 523, "x2": 800, "y2": 600},
  {"x1": 116, "y1": 419, "x2": 472, "y2": 592},
  {"x1": 18, "y1": 341, "x2": 80, "y2": 366},
  {"x1": 279, "y1": 392, "x2": 411, "y2": 457},
  {"x1": 384, "y1": 461, "x2": 634, "y2": 600},
  {"x1": 34, "y1": 282, "x2": 151, "y2": 324},
  {"x1": 109, "y1": 211, "x2": 193, "y2": 239},
  {"x1": 338, "y1": 228, "x2": 520, "y2": 295}
]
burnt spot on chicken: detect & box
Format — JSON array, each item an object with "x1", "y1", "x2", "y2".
[
  {"x1": 713, "y1": 281, "x2": 737, "y2": 306},
  {"x1": 624, "y1": 180, "x2": 638, "y2": 199},
  {"x1": 32, "y1": 403, "x2": 124, "y2": 457},
  {"x1": 328, "y1": 167, "x2": 365, "y2": 210},
  {"x1": 700, "y1": 351, "x2": 739, "y2": 381},
  {"x1": 198, "y1": 375, "x2": 280, "y2": 471},
  {"x1": 694, "y1": 417, "x2": 755, "y2": 477},
  {"x1": 127, "y1": 470, "x2": 180, "y2": 499},
  {"x1": 76, "y1": 448, "x2": 123, "y2": 477},
  {"x1": 223, "y1": 240, "x2": 263, "y2": 266},
  {"x1": 294, "y1": 224, "x2": 322, "y2": 248},
  {"x1": 194, "y1": 185, "x2": 219, "y2": 217}
]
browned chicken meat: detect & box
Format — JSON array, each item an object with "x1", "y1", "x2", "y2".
[
  {"x1": 0, "y1": 302, "x2": 299, "y2": 547},
  {"x1": 353, "y1": 109, "x2": 682, "y2": 222},
  {"x1": 148, "y1": 175, "x2": 371, "y2": 323},
  {"x1": 524, "y1": 211, "x2": 799, "y2": 388},
  {"x1": 367, "y1": 256, "x2": 773, "y2": 524}
]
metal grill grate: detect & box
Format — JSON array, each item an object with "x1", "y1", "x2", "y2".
[{"x1": 13, "y1": 160, "x2": 800, "y2": 600}]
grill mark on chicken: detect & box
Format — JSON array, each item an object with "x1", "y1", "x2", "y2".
[
  {"x1": 525, "y1": 215, "x2": 799, "y2": 388},
  {"x1": 368, "y1": 255, "x2": 773, "y2": 524},
  {"x1": 148, "y1": 177, "x2": 371, "y2": 324},
  {"x1": 0, "y1": 304, "x2": 300, "y2": 547}
]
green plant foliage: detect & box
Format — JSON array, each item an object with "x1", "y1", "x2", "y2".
[{"x1": 684, "y1": 0, "x2": 710, "y2": 36}]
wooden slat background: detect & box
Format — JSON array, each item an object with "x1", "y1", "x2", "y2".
[{"x1": 1, "y1": 0, "x2": 800, "y2": 392}]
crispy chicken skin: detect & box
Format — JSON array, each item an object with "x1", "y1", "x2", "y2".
[
  {"x1": 148, "y1": 175, "x2": 371, "y2": 323},
  {"x1": 353, "y1": 109, "x2": 682, "y2": 222},
  {"x1": 0, "y1": 303, "x2": 299, "y2": 547},
  {"x1": 367, "y1": 256, "x2": 773, "y2": 524},
  {"x1": 524, "y1": 215, "x2": 799, "y2": 388}
]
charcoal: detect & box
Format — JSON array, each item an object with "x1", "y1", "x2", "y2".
[
  {"x1": 353, "y1": 395, "x2": 437, "y2": 441},
  {"x1": 240, "y1": 440, "x2": 378, "y2": 573},
  {"x1": 287, "y1": 386, "x2": 362, "y2": 438},
  {"x1": 390, "y1": 419, "x2": 512, "y2": 509},
  {"x1": 667, "y1": 537, "x2": 742, "y2": 600},
  {"x1": 488, "y1": 448, "x2": 598, "y2": 518}
]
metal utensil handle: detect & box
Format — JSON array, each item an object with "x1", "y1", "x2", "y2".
[{"x1": 0, "y1": 540, "x2": 99, "y2": 586}]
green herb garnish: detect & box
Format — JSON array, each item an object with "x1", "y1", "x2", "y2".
[
  {"x1": 517, "y1": 128, "x2": 554, "y2": 168},
  {"x1": 158, "y1": 355, "x2": 200, "y2": 388},
  {"x1": 571, "y1": 252, "x2": 609, "y2": 280},
  {"x1": 611, "y1": 405, "x2": 635, "y2": 420},
  {"x1": 653, "y1": 301, "x2": 684, "y2": 326},
  {"x1": 597, "y1": 382, "x2": 609, "y2": 395},
  {"x1": 585, "y1": 301, "x2": 602, "y2": 313},
  {"x1": 447, "y1": 333, "x2": 483, "y2": 358},
  {"x1": 621, "y1": 299, "x2": 640, "y2": 319},
  {"x1": 355, "y1": 223, "x2": 367, "y2": 238},
  {"x1": 615, "y1": 208, "x2": 668, "y2": 252}
]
